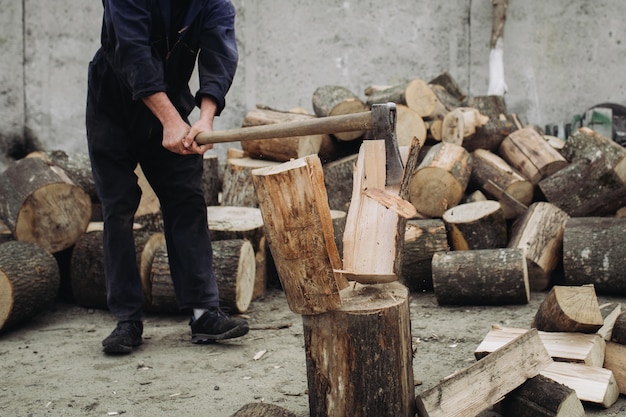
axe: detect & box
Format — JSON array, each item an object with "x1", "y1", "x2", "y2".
[{"x1": 195, "y1": 103, "x2": 404, "y2": 186}]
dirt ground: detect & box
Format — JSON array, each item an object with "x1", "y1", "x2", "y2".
[{"x1": 1, "y1": 288, "x2": 626, "y2": 417}]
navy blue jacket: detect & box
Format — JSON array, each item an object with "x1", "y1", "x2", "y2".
[{"x1": 90, "y1": 0, "x2": 238, "y2": 117}]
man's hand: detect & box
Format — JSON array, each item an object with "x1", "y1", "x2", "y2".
[{"x1": 184, "y1": 96, "x2": 219, "y2": 155}]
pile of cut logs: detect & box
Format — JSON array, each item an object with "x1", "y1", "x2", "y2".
[{"x1": 1, "y1": 71, "x2": 626, "y2": 416}]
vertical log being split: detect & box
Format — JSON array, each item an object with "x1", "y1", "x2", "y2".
[
  {"x1": 303, "y1": 281, "x2": 414, "y2": 417},
  {"x1": 252, "y1": 155, "x2": 346, "y2": 315}
]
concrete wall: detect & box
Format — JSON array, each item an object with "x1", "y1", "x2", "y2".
[{"x1": 1, "y1": 0, "x2": 625, "y2": 170}]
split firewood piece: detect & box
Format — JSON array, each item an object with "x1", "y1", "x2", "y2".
[
  {"x1": 230, "y1": 402, "x2": 298, "y2": 417},
  {"x1": 470, "y1": 148, "x2": 533, "y2": 218},
  {"x1": 0, "y1": 157, "x2": 92, "y2": 253},
  {"x1": 611, "y1": 311, "x2": 626, "y2": 345},
  {"x1": 222, "y1": 157, "x2": 281, "y2": 208},
  {"x1": 340, "y1": 140, "x2": 404, "y2": 284},
  {"x1": 532, "y1": 285, "x2": 604, "y2": 333},
  {"x1": 240, "y1": 106, "x2": 327, "y2": 162},
  {"x1": 561, "y1": 126, "x2": 626, "y2": 165},
  {"x1": 597, "y1": 303, "x2": 622, "y2": 341},
  {"x1": 363, "y1": 187, "x2": 417, "y2": 218},
  {"x1": 501, "y1": 374, "x2": 585, "y2": 417},
  {"x1": 428, "y1": 71, "x2": 466, "y2": 102},
  {"x1": 0, "y1": 241, "x2": 60, "y2": 332},
  {"x1": 540, "y1": 361, "x2": 619, "y2": 408},
  {"x1": 563, "y1": 217, "x2": 626, "y2": 295},
  {"x1": 408, "y1": 142, "x2": 472, "y2": 217},
  {"x1": 330, "y1": 209, "x2": 346, "y2": 258},
  {"x1": 415, "y1": 328, "x2": 553, "y2": 417},
  {"x1": 201, "y1": 153, "x2": 221, "y2": 206},
  {"x1": 206, "y1": 206, "x2": 268, "y2": 300},
  {"x1": 604, "y1": 341, "x2": 626, "y2": 395},
  {"x1": 442, "y1": 200, "x2": 507, "y2": 250},
  {"x1": 396, "y1": 104, "x2": 427, "y2": 147},
  {"x1": 475, "y1": 325, "x2": 606, "y2": 367},
  {"x1": 507, "y1": 202, "x2": 569, "y2": 291},
  {"x1": 312, "y1": 85, "x2": 368, "y2": 141},
  {"x1": 431, "y1": 248, "x2": 529, "y2": 306},
  {"x1": 440, "y1": 107, "x2": 490, "y2": 146},
  {"x1": 323, "y1": 153, "x2": 358, "y2": 212},
  {"x1": 498, "y1": 126, "x2": 568, "y2": 184},
  {"x1": 251, "y1": 155, "x2": 346, "y2": 315},
  {"x1": 539, "y1": 152, "x2": 626, "y2": 217},
  {"x1": 133, "y1": 164, "x2": 163, "y2": 232},
  {"x1": 303, "y1": 281, "x2": 414, "y2": 417},
  {"x1": 399, "y1": 219, "x2": 449, "y2": 292},
  {"x1": 366, "y1": 78, "x2": 447, "y2": 120}
]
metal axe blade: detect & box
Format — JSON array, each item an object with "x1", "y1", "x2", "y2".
[{"x1": 369, "y1": 103, "x2": 404, "y2": 186}]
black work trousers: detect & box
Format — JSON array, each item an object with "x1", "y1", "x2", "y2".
[{"x1": 85, "y1": 89, "x2": 219, "y2": 323}]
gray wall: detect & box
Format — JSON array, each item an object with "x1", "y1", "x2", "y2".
[{"x1": 1, "y1": 0, "x2": 625, "y2": 170}]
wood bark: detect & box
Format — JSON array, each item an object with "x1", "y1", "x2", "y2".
[
  {"x1": 507, "y1": 202, "x2": 569, "y2": 291},
  {"x1": 408, "y1": 142, "x2": 472, "y2": 217},
  {"x1": 431, "y1": 248, "x2": 529, "y2": 305},
  {"x1": 563, "y1": 217, "x2": 626, "y2": 295},
  {"x1": 201, "y1": 153, "x2": 221, "y2": 206},
  {"x1": 442, "y1": 200, "x2": 507, "y2": 250},
  {"x1": 230, "y1": 403, "x2": 298, "y2": 417},
  {"x1": 561, "y1": 126, "x2": 626, "y2": 165},
  {"x1": 251, "y1": 155, "x2": 346, "y2": 315},
  {"x1": 501, "y1": 374, "x2": 585, "y2": 417},
  {"x1": 0, "y1": 241, "x2": 60, "y2": 332},
  {"x1": 322, "y1": 153, "x2": 358, "y2": 212},
  {"x1": 240, "y1": 106, "x2": 327, "y2": 162},
  {"x1": 399, "y1": 219, "x2": 449, "y2": 292},
  {"x1": 303, "y1": 282, "x2": 414, "y2": 417},
  {"x1": 222, "y1": 157, "x2": 281, "y2": 208},
  {"x1": 475, "y1": 325, "x2": 606, "y2": 367},
  {"x1": 415, "y1": 329, "x2": 553, "y2": 417},
  {"x1": 531, "y1": 285, "x2": 604, "y2": 333},
  {"x1": 366, "y1": 78, "x2": 447, "y2": 120},
  {"x1": 311, "y1": 85, "x2": 368, "y2": 141},
  {"x1": 0, "y1": 157, "x2": 92, "y2": 253}
]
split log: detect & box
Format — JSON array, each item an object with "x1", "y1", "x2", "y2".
[
  {"x1": 399, "y1": 219, "x2": 449, "y2": 292},
  {"x1": 0, "y1": 240, "x2": 60, "y2": 332},
  {"x1": 507, "y1": 202, "x2": 569, "y2": 291},
  {"x1": 201, "y1": 153, "x2": 221, "y2": 206},
  {"x1": 251, "y1": 155, "x2": 346, "y2": 315},
  {"x1": 498, "y1": 127, "x2": 568, "y2": 184},
  {"x1": 442, "y1": 200, "x2": 507, "y2": 250},
  {"x1": 330, "y1": 209, "x2": 346, "y2": 258},
  {"x1": 415, "y1": 329, "x2": 553, "y2": 417},
  {"x1": 531, "y1": 285, "x2": 604, "y2": 333},
  {"x1": 611, "y1": 311, "x2": 626, "y2": 345},
  {"x1": 540, "y1": 361, "x2": 619, "y2": 408},
  {"x1": 538, "y1": 152, "x2": 626, "y2": 217},
  {"x1": 470, "y1": 148, "x2": 533, "y2": 218},
  {"x1": 240, "y1": 106, "x2": 327, "y2": 162},
  {"x1": 597, "y1": 303, "x2": 621, "y2": 341},
  {"x1": 206, "y1": 206, "x2": 268, "y2": 300},
  {"x1": 561, "y1": 126, "x2": 626, "y2": 165},
  {"x1": 408, "y1": 142, "x2": 472, "y2": 217},
  {"x1": 431, "y1": 248, "x2": 529, "y2": 305},
  {"x1": 500, "y1": 374, "x2": 585, "y2": 417},
  {"x1": 366, "y1": 78, "x2": 447, "y2": 120},
  {"x1": 604, "y1": 341, "x2": 626, "y2": 395},
  {"x1": 230, "y1": 402, "x2": 298, "y2": 417},
  {"x1": 221, "y1": 157, "x2": 281, "y2": 208},
  {"x1": 440, "y1": 107, "x2": 489, "y2": 146},
  {"x1": 312, "y1": 85, "x2": 368, "y2": 141},
  {"x1": 0, "y1": 157, "x2": 92, "y2": 253},
  {"x1": 303, "y1": 281, "x2": 414, "y2": 417},
  {"x1": 475, "y1": 325, "x2": 606, "y2": 367},
  {"x1": 396, "y1": 104, "x2": 427, "y2": 147},
  {"x1": 141, "y1": 234, "x2": 256, "y2": 314},
  {"x1": 563, "y1": 217, "x2": 626, "y2": 295},
  {"x1": 322, "y1": 153, "x2": 358, "y2": 212}
]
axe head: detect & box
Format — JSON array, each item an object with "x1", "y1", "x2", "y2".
[{"x1": 369, "y1": 103, "x2": 404, "y2": 186}]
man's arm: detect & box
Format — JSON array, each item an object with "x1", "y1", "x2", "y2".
[{"x1": 142, "y1": 92, "x2": 196, "y2": 155}]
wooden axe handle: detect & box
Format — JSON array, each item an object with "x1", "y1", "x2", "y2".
[{"x1": 195, "y1": 111, "x2": 372, "y2": 145}]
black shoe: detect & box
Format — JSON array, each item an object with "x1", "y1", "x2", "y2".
[
  {"x1": 189, "y1": 307, "x2": 249, "y2": 344},
  {"x1": 102, "y1": 320, "x2": 143, "y2": 354}
]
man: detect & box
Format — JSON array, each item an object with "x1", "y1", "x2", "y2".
[{"x1": 86, "y1": 0, "x2": 248, "y2": 354}]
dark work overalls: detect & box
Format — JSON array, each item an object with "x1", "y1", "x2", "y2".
[{"x1": 86, "y1": 0, "x2": 238, "y2": 322}]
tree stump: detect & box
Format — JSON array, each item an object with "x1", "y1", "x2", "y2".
[
  {"x1": 431, "y1": 248, "x2": 529, "y2": 305},
  {"x1": 0, "y1": 240, "x2": 60, "y2": 332},
  {"x1": 322, "y1": 153, "x2": 358, "y2": 212},
  {"x1": 442, "y1": 200, "x2": 507, "y2": 250},
  {"x1": 408, "y1": 142, "x2": 472, "y2": 217},
  {"x1": 498, "y1": 127, "x2": 568, "y2": 184},
  {"x1": 251, "y1": 155, "x2": 346, "y2": 315},
  {"x1": 562, "y1": 217, "x2": 626, "y2": 295},
  {"x1": 399, "y1": 218, "x2": 449, "y2": 292},
  {"x1": 507, "y1": 202, "x2": 569, "y2": 291},
  {"x1": 531, "y1": 285, "x2": 604, "y2": 333},
  {"x1": 222, "y1": 157, "x2": 281, "y2": 208},
  {"x1": 302, "y1": 281, "x2": 414, "y2": 417},
  {"x1": 312, "y1": 85, "x2": 368, "y2": 141},
  {"x1": 0, "y1": 157, "x2": 92, "y2": 253}
]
